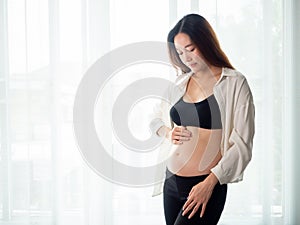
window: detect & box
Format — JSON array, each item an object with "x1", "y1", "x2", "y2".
[{"x1": 0, "y1": 0, "x2": 296, "y2": 224}]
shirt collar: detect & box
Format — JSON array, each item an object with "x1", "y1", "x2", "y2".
[
  {"x1": 175, "y1": 67, "x2": 236, "y2": 87},
  {"x1": 221, "y1": 67, "x2": 237, "y2": 77}
]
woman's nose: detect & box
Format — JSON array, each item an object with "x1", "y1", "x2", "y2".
[{"x1": 182, "y1": 51, "x2": 192, "y2": 63}]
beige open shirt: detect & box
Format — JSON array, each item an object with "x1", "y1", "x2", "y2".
[{"x1": 149, "y1": 67, "x2": 255, "y2": 197}]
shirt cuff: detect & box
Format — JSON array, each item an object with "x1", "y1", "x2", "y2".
[{"x1": 149, "y1": 118, "x2": 165, "y2": 137}]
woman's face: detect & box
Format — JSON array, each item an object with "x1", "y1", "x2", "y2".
[{"x1": 174, "y1": 33, "x2": 208, "y2": 72}]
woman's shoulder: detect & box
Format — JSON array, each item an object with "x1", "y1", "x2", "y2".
[
  {"x1": 223, "y1": 67, "x2": 253, "y2": 99},
  {"x1": 223, "y1": 67, "x2": 246, "y2": 79},
  {"x1": 174, "y1": 71, "x2": 193, "y2": 85},
  {"x1": 222, "y1": 67, "x2": 249, "y2": 85}
]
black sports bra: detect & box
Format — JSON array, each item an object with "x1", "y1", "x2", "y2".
[{"x1": 169, "y1": 94, "x2": 222, "y2": 129}]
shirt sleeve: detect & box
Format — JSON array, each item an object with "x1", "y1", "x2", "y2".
[
  {"x1": 211, "y1": 78, "x2": 255, "y2": 184},
  {"x1": 148, "y1": 85, "x2": 173, "y2": 137}
]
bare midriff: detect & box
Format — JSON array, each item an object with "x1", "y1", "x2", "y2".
[{"x1": 167, "y1": 125, "x2": 222, "y2": 176}]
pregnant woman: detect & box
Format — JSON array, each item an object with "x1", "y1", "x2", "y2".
[{"x1": 149, "y1": 14, "x2": 255, "y2": 225}]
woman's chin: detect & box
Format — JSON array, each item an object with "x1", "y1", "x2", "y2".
[
  {"x1": 189, "y1": 64, "x2": 202, "y2": 72},
  {"x1": 190, "y1": 67, "x2": 200, "y2": 73}
]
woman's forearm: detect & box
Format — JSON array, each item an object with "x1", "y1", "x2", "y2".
[{"x1": 157, "y1": 125, "x2": 171, "y2": 138}]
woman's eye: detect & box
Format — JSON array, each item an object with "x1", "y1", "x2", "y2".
[{"x1": 176, "y1": 47, "x2": 194, "y2": 55}]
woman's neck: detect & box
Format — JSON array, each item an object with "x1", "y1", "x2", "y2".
[{"x1": 192, "y1": 66, "x2": 222, "y2": 84}]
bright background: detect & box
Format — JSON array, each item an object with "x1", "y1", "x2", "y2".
[{"x1": 0, "y1": 0, "x2": 300, "y2": 224}]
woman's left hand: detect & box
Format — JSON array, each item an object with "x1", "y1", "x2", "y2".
[{"x1": 182, "y1": 173, "x2": 219, "y2": 219}]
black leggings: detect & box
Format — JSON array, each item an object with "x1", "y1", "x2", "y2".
[{"x1": 163, "y1": 168, "x2": 227, "y2": 225}]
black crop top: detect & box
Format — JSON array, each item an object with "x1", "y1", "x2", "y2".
[{"x1": 169, "y1": 94, "x2": 222, "y2": 129}]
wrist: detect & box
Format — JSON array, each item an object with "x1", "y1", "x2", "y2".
[
  {"x1": 157, "y1": 126, "x2": 171, "y2": 138},
  {"x1": 165, "y1": 127, "x2": 171, "y2": 139},
  {"x1": 205, "y1": 172, "x2": 219, "y2": 187}
]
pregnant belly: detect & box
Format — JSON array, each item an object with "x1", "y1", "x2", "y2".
[{"x1": 167, "y1": 126, "x2": 222, "y2": 176}]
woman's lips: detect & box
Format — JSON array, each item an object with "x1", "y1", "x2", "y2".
[{"x1": 189, "y1": 63, "x2": 197, "y2": 67}]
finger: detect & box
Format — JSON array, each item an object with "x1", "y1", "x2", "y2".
[
  {"x1": 176, "y1": 129, "x2": 192, "y2": 137},
  {"x1": 182, "y1": 197, "x2": 193, "y2": 211},
  {"x1": 179, "y1": 132, "x2": 192, "y2": 137},
  {"x1": 174, "y1": 126, "x2": 184, "y2": 132},
  {"x1": 188, "y1": 203, "x2": 200, "y2": 219},
  {"x1": 173, "y1": 140, "x2": 183, "y2": 145},
  {"x1": 173, "y1": 131, "x2": 191, "y2": 138},
  {"x1": 177, "y1": 126, "x2": 191, "y2": 134},
  {"x1": 171, "y1": 134, "x2": 183, "y2": 144},
  {"x1": 179, "y1": 126, "x2": 187, "y2": 131},
  {"x1": 182, "y1": 200, "x2": 196, "y2": 216},
  {"x1": 182, "y1": 129, "x2": 192, "y2": 136},
  {"x1": 173, "y1": 135, "x2": 184, "y2": 140},
  {"x1": 176, "y1": 126, "x2": 188, "y2": 134},
  {"x1": 178, "y1": 136, "x2": 190, "y2": 141},
  {"x1": 173, "y1": 135, "x2": 190, "y2": 142},
  {"x1": 200, "y1": 203, "x2": 207, "y2": 218}
]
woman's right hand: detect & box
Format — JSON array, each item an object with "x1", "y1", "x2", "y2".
[{"x1": 167, "y1": 126, "x2": 192, "y2": 144}]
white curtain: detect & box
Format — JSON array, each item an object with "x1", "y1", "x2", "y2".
[{"x1": 0, "y1": 0, "x2": 299, "y2": 224}]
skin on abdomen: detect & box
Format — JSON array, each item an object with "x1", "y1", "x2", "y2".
[{"x1": 167, "y1": 125, "x2": 222, "y2": 176}]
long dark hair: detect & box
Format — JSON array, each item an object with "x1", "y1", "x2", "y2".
[{"x1": 167, "y1": 14, "x2": 234, "y2": 74}]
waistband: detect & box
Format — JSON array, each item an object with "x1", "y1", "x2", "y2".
[{"x1": 166, "y1": 167, "x2": 209, "y2": 180}]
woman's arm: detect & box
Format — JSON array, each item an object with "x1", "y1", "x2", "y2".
[
  {"x1": 157, "y1": 125, "x2": 171, "y2": 137},
  {"x1": 211, "y1": 78, "x2": 255, "y2": 184}
]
